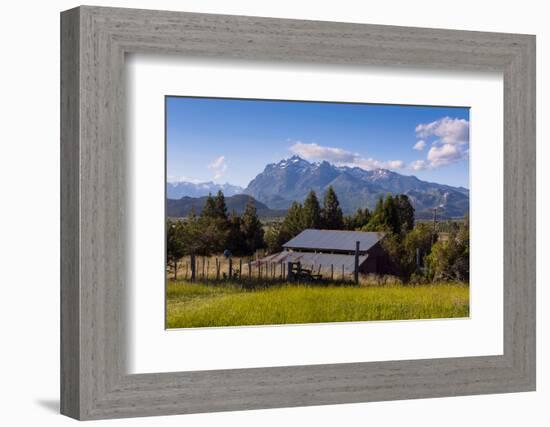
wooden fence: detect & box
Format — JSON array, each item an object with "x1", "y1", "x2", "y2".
[{"x1": 170, "y1": 256, "x2": 356, "y2": 284}]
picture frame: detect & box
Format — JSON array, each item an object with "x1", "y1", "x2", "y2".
[{"x1": 60, "y1": 5, "x2": 536, "y2": 420}]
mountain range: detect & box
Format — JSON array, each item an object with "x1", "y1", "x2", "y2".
[
  {"x1": 166, "y1": 181, "x2": 244, "y2": 199},
  {"x1": 167, "y1": 156, "x2": 469, "y2": 219},
  {"x1": 166, "y1": 194, "x2": 286, "y2": 218}
]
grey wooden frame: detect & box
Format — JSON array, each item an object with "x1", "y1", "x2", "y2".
[{"x1": 61, "y1": 5, "x2": 536, "y2": 420}]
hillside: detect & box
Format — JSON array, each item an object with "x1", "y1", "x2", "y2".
[{"x1": 166, "y1": 194, "x2": 286, "y2": 219}]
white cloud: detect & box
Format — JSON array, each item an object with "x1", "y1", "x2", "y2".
[
  {"x1": 208, "y1": 155, "x2": 227, "y2": 180},
  {"x1": 427, "y1": 144, "x2": 466, "y2": 167},
  {"x1": 414, "y1": 117, "x2": 469, "y2": 168},
  {"x1": 409, "y1": 160, "x2": 429, "y2": 171},
  {"x1": 167, "y1": 175, "x2": 201, "y2": 184},
  {"x1": 289, "y1": 141, "x2": 404, "y2": 171},
  {"x1": 290, "y1": 142, "x2": 357, "y2": 163},
  {"x1": 352, "y1": 157, "x2": 405, "y2": 170},
  {"x1": 415, "y1": 117, "x2": 469, "y2": 146},
  {"x1": 386, "y1": 160, "x2": 406, "y2": 169},
  {"x1": 413, "y1": 140, "x2": 426, "y2": 151}
]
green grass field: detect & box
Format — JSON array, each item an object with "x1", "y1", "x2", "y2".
[{"x1": 166, "y1": 281, "x2": 469, "y2": 328}]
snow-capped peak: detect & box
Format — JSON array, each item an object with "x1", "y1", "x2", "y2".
[{"x1": 274, "y1": 155, "x2": 311, "y2": 169}]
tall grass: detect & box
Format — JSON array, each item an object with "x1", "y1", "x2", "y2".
[{"x1": 166, "y1": 281, "x2": 469, "y2": 328}]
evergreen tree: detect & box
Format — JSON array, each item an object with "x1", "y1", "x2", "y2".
[
  {"x1": 280, "y1": 201, "x2": 305, "y2": 241},
  {"x1": 382, "y1": 194, "x2": 400, "y2": 234},
  {"x1": 166, "y1": 219, "x2": 186, "y2": 279},
  {"x1": 364, "y1": 196, "x2": 384, "y2": 231},
  {"x1": 265, "y1": 222, "x2": 285, "y2": 254},
  {"x1": 374, "y1": 195, "x2": 384, "y2": 216},
  {"x1": 396, "y1": 194, "x2": 415, "y2": 233},
  {"x1": 241, "y1": 197, "x2": 265, "y2": 254},
  {"x1": 343, "y1": 214, "x2": 354, "y2": 230},
  {"x1": 200, "y1": 193, "x2": 217, "y2": 219},
  {"x1": 345, "y1": 207, "x2": 372, "y2": 230},
  {"x1": 302, "y1": 190, "x2": 322, "y2": 229},
  {"x1": 214, "y1": 190, "x2": 228, "y2": 220},
  {"x1": 360, "y1": 208, "x2": 372, "y2": 227},
  {"x1": 321, "y1": 186, "x2": 344, "y2": 229},
  {"x1": 226, "y1": 212, "x2": 247, "y2": 255},
  {"x1": 365, "y1": 194, "x2": 403, "y2": 234}
]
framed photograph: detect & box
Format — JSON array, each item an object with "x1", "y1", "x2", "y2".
[
  {"x1": 61, "y1": 6, "x2": 536, "y2": 420},
  {"x1": 164, "y1": 97, "x2": 471, "y2": 329}
]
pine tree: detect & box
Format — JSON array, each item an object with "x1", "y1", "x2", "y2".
[
  {"x1": 200, "y1": 193, "x2": 217, "y2": 219},
  {"x1": 382, "y1": 194, "x2": 400, "y2": 234},
  {"x1": 226, "y1": 212, "x2": 247, "y2": 255},
  {"x1": 364, "y1": 194, "x2": 395, "y2": 233},
  {"x1": 321, "y1": 186, "x2": 344, "y2": 229},
  {"x1": 373, "y1": 195, "x2": 384, "y2": 217},
  {"x1": 198, "y1": 192, "x2": 230, "y2": 254},
  {"x1": 346, "y1": 207, "x2": 371, "y2": 230},
  {"x1": 280, "y1": 201, "x2": 305, "y2": 240},
  {"x1": 214, "y1": 190, "x2": 228, "y2": 220},
  {"x1": 265, "y1": 222, "x2": 285, "y2": 253},
  {"x1": 396, "y1": 194, "x2": 415, "y2": 233},
  {"x1": 359, "y1": 208, "x2": 371, "y2": 227},
  {"x1": 166, "y1": 219, "x2": 186, "y2": 279},
  {"x1": 302, "y1": 190, "x2": 322, "y2": 229},
  {"x1": 241, "y1": 197, "x2": 265, "y2": 254}
]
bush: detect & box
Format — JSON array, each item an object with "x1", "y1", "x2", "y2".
[{"x1": 425, "y1": 218, "x2": 469, "y2": 282}]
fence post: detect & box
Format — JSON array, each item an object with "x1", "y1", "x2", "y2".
[
  {"x1": 190, "y1": 254, "x2": 196, "y2": 282},
  {"x1": 341, "y1": 264, "x2": 344, "y2": 281},
  {"x1": 228, "y1": 256, "x2": 233, "y2": 280},
  {"x1": 239, "y1": 259, "x2": 242, "y2": 279},
  {"x1": 331, "y1": 264, "x2": 334, "y2": 281},
  {"x1": 206, "y1": 259, "x2": 210, "y2": 282},
  {"x1": 287, "y1": 261, "x2": 292, "y2": 281},
  {"x1": 354, "y1": 241, "x2": 360, "y2": 284},
  {"x1": 216, "y1": 258, "x2": 220, "y2": 280},
  {"x1": 248, "y1": 260, "x2": 252, "y2": 281}
]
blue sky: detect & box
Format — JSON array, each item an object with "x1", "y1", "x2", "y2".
[{"x1": 166, "y1": 96, "x2": 470, "y2": 188}]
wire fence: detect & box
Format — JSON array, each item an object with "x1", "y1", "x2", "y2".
[{"x1": 169, "y1": 255, "x2": 359, "y2": 285}]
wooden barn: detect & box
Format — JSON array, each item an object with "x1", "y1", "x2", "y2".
[{"x1": 259, "y1": 229, "x2": 389, "y2": 278}]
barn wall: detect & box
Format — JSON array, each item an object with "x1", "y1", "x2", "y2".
[{"x1": 360, "y1": 242, "x2": 392, "y2": 274}]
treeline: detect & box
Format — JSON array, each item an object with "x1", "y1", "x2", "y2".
[
  {"x1": 263, "y1": 186, "x2": 468, "y2": 283},
  {"x1": 265, "y1": 186, "x2": 346, "y2": 252},
  {"x1": 167, "y1": 191, "x2": 265, "y2": 275},
  {"x1": 380, "y1": 216, "x2": 469, "y2": 283},
  {"x1": 167, "y1": 186, "x2": 470, "y2": 283},
  {"x1": 264, "y1": 186, "x2": 415, "y2": 253}
]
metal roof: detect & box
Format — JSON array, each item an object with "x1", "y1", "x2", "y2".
[
  {"x1": 282, "y1": 229, "x2": 384, "y2": 253},
  {"x1": 257, "y1": 251, "x2": 368, "y2": 274}
]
